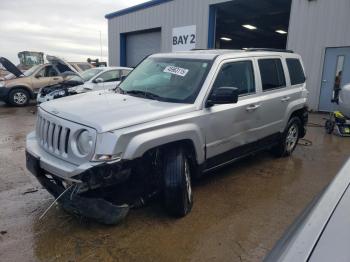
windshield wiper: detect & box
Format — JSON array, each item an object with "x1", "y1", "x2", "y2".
[{"x1": 124, "y1": 90, "x2": 162, "y2": 100}]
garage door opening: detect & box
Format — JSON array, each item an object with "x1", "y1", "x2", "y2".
[
  {"x1": 210, "y1": 0, "x2": 292, "y2": 50},
  {"x1": 121, "y1": 28, "x2": 161, "y2": 68}
]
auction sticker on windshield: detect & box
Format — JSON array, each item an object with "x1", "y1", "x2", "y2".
[{"x1": 163, "y1": 66, "x2": 189, "y2": 77}]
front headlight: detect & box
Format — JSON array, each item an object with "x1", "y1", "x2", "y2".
[{"x1": 76, "y1": 130, "x2": 93, "y2": 156}]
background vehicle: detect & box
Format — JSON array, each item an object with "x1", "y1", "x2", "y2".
[
  {"x1": 264, "y1": 158, "x2": 350, "y2": 262},
  {"x1": 37, "y1": 66, "x2": 132, "y2": 103},
  {"x1": 0, "y1": 56, "x2": 92, "y2": 106},
  {"x1": 17, "y1": 51, "x2": 44, "y2": 71},
  {"x1": 26, "y1": 49, "x2": 308, "y2": 224}
]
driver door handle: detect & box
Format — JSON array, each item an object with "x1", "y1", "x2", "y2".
[
  {"x1": 281, "y1": 96, "x2": 291, "y2": 102},
  {"x1": 246, "y1": 104, "x2": 260, "y2": 111},
  {"x1": 53, "y1": 77, "x2": 60, "y2": 80}
]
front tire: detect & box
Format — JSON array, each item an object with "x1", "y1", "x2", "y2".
[
  {"x1": 8, "y1": 88, "x2": 30, "y2": 106},
  {"x1": 163, "y1": 147, "x2": 193, "y2": 217},
  {"x1": 272, "y1": 117, "x2": 301, "y2": 157}
]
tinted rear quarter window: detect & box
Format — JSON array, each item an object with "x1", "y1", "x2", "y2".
[
  {"x1": 258, "y1": 59, "x2": 286, "y2": 91},
  {"x1": 286, "y1": 58, "x2": 306, "y2": 85}
]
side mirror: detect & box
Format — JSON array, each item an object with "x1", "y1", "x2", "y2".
[
  {"x1": 207, "y1": 87, "x2": 239, "y2": 107},
  {"x1": 95, "y1": 78, "x2": 104, "y2": 83},
  {"x1": 120, "y1": 75, "x2": 127, "y2": 82},
  {"x1": 35, "y1": 74, "x2": 42, "y2": 79}
]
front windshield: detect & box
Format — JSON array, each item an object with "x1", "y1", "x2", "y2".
[
  {"x1": 119, "y1": 57, "x2": 212, "y2": 103},
  {"x1": 80, "y1": 68, "x2": 103, "y2": 81}
]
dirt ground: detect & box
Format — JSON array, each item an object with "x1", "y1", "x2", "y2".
[{"x1": 0, "y1": 102, "x2": 349, "y2": 262}]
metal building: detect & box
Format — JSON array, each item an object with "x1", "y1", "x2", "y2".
[{"x1": 106, "y1": 0, "x2": 350, "y2": 111}]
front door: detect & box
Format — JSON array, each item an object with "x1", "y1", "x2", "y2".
[
  {"x1": 204, "y1": 58, "x2": 261, "y2": 166},
  {"x1": 319, "y1": 47, "x2": 350, "y2": 112}
]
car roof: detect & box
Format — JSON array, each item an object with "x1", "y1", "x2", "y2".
[{"x1": 151, "y1": 49, "x2": 300, "y2": 60}]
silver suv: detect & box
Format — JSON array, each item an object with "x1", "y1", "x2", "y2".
[{"x1": 25, "y1": 49, "x2": 309, "y2": 224}]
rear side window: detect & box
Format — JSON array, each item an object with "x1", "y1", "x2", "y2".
[
  {"x1": 213, "y1": 61, "x2": 255, "y2": 96},
  {"x1": 258, "y1": 59, "x2": 286, "y2": 91},
  {"x1": 286, "y1": 58, "x2": 306, "y2": 85}
]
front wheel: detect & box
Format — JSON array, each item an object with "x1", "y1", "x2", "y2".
[
  {"x1": 8, "y1": 88, "x2": 30, "y2": 106},
  {"x1": 163, "y1": 147, "x2": 193, "y2": 217},
  {"x1": 272, "y1": 117, "x2": 301, "y2": 157}
]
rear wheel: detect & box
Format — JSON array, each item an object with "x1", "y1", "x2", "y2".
[
  {"x1": 272, "y1": 117, "x2": 301, "y2": 157},
  {"x1": 8, "y1": 88, "x2": 30, "y2": 106},
  {"x1": 163, "y1": 147, "x2": 193, "y2": 217}
]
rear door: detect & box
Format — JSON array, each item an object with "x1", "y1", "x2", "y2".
[{"x1": 255, "y1": 57, "x2": 293, "y2": 136}]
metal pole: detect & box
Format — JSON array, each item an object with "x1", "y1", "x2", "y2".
[{"x1": 99, "y1": 30, "x2": 103, "y2": 61}]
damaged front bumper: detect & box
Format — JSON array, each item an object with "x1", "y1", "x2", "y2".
[{"x1": 25, "y1": 138, "x2": 133, "y2": 224}]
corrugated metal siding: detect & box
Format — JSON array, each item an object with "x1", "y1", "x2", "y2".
[
  {"x1": 107, "y1": 0, "x2": 227, "y2": 67},
  {"x1": 287, "y1": 0, "x2": 350, "y2": 110}
]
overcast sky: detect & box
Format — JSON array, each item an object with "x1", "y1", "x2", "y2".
[{"x1": 0, "y1": 0, "x2": 147, "y2": 65}]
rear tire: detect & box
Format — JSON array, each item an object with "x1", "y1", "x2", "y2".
[
  {"x1": 163, "y1": 147, "x2": 193, "y2": 217},
  {"x1": 272, "y1": 117, "x2": 301, "y2": 157},
  {"x1": 8, "y1": 88, "x2": 30, "y2": 106}
]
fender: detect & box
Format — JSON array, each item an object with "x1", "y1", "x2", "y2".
[
  {"x1": 8, "y1": 85, "x2": 35, "y2": 99},
  {"x1": 123, "y1": 123, "x2": 205, "y2": 164},
  {"x1": 282, "y1": 97, "x2": 308, "y2": 132}
]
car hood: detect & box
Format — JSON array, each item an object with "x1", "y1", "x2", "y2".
[
  {"x1": 46, "y1": 55, "x2": 78, "y2": 74},
  {"x1": 40, "y1": 91, "x2": 196, "y2": 133},
  {"x1": 0, "y1": 57, "x2": 23, "y2": 77}
]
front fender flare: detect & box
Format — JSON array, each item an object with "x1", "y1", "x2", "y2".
[{"x1": 123, "y1": 123, "x2": 205, "y2": 164}]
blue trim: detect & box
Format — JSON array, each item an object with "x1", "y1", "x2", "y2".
[
  {"x1": 105, "y1": 0, "x2": 173, "y2": 19},
  {"x1": 120, "y1": 33, "x2": 127, "y2": 66},
  {"x1": 208, "y1": 5, "x2": 216, "y2": 49}
]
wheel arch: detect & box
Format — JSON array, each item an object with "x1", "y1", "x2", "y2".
[
  {"x1": 123, "y1": 124, "x2": 205, "y2": 165},
  {"x1": 8, "y1": 85, "x2": 35, "y2": 99}
]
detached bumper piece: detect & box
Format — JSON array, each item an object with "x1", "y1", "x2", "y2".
[{"x1": 26, "y1": 151, "x2": 130, "y2": 225}]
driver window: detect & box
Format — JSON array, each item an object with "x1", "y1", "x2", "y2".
[
  {"x1": 213, "y1": 61, "x2": 255, "y2": 96},
  {"x1": 98, "y1": 70, "x2": 120, "y2": 82}
]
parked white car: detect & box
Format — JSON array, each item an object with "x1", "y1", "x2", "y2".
[{"x1": 37, "y1": 66, "x2": 132, "y2": 103}]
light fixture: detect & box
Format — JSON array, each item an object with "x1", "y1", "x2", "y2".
[
  {"x1": 242, "y1": 24, "x2": 257, "y2": 30},
  {"x1": 220, "y1": 37, "x2": 232, "y2": 41},
  {"x1": 276, "y1": 30, "x2": 288, "y2": 35}
]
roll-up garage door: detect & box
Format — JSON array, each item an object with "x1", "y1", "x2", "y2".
[{"x1": 126, "y1": 30, "x2": 161, "y2": 67}]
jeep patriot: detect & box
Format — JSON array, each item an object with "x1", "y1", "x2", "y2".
[{"x1": 25, "y1": 49, "x2": 308, "y2": 224}]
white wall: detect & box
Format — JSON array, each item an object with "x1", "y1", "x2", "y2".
[{"x1": 287, "y1": 0, "x2": 350, "y2": 110}]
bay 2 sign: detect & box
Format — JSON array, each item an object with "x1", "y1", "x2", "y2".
[{"x1": 172, "y1": 25, "x2": 196, "y2": 52}]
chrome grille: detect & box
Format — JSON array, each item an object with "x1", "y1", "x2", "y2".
[
  {"x1": 35, "y1": 108, "x2": 96, "y2": 165},
  {"x1": 36, "y1": 114, "x2": 71, "y2": 157}
]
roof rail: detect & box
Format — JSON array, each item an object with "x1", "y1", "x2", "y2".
[{"x1": 244, "y1": 48, "x2": 294, "y2": 53}]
